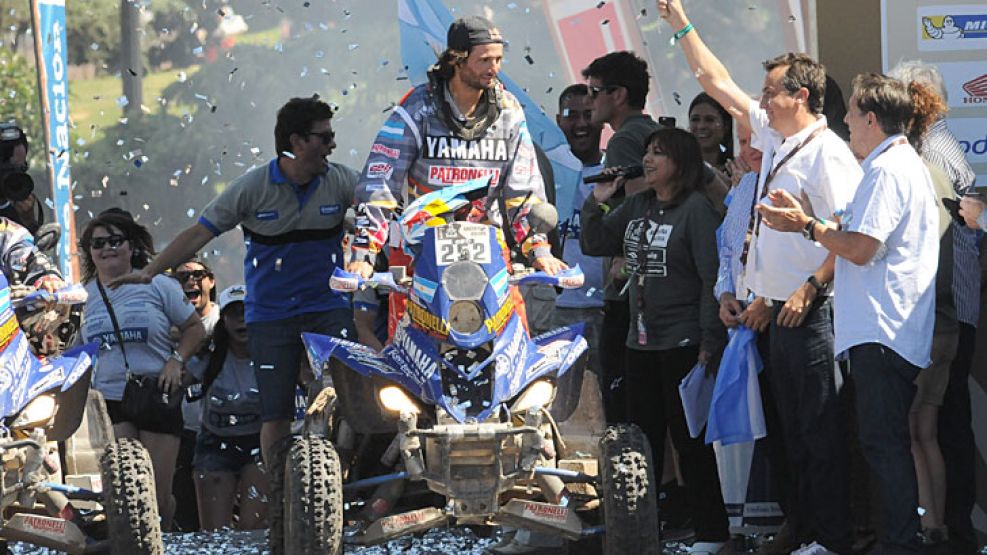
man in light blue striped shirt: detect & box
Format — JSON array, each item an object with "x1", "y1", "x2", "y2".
[{"x1": 715, "y1": 126, "x2": 771, "y2": 333}]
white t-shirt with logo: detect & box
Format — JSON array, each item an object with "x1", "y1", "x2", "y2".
[
  {"x1": 746, "y1": 101, "x2": 862, "y2": 301},
  {"x1": 557, "y1": 162, "x2": 606, "y2": 309},
  {"x1": 834, "y1": 135, "x2": 939, "y2": 367},
  {"x1": 83, "y1": 274, "x2": 195, "y2": 401}
]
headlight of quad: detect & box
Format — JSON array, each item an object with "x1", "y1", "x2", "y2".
[
  {"x1": 448, "y1": 301, "x2": 484, "y2": 335},
  {"x1": 511, "y1": 380, "x2": 556, "y2": 413},
  {"x1": 12, "y1": 395, "x2": 57, "y2": 429},
  {"x1": 442, "y1": 261, "x2": 488, "y2": 301},
  {"x1": 379, "y1": 386, "x2": 420, "y2": 414}
]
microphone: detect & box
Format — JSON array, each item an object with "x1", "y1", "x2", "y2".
[
  {"x1": 527, "y1": 203, "x2": 559, "y2": 235},
  {"x1": 584, "y1": 165, "x2": 644, "y2": 184}
]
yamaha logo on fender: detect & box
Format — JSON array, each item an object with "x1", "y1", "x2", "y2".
[{"x1": 424, "y1": 136, "x2": 508, "y2": 161}]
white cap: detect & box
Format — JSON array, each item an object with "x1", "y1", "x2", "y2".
[{"x1": 218, "y1": 284, "x2": 246, "y2": 311}]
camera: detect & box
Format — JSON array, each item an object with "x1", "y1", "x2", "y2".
[{"x1": 0, "y1": 163, "x2": 34, "y2": 202}]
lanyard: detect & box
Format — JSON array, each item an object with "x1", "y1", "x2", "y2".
[
  {"x1": 875, "y1": 136, "x2": 908, "y2": 158},
  {"x1": 740, "y1": 124, "x2": 826, "y2": 266},
  {"x1": 633, "y1": 199, "x2": 660, "y2": 344}
]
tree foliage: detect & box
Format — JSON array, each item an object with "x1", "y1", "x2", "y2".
[{"x1": 0, "y1": 49, "x2": 45, "y2": 169}]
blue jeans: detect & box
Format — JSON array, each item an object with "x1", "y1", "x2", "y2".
[
  {"x1": 247, "y1": 309, "x2": 355, "y2": 421},
  {"x1": 849, "y1": 343, "x2": 922, "y2": 555},
  {"x1": 768, "y1": 297, "x2": 851, "y2": 553}
]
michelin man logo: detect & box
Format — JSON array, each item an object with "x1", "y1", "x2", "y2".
[{"x1": 923, "y1": 15, "x2": 963, "y2": 40}]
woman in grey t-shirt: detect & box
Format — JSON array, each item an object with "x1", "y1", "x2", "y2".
[{"x1": 79, "y1": 210, "x2": 206, "y2": 530}]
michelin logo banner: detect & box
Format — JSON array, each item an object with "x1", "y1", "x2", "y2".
[{"x1": 919, "y1": 4, "x2": 987, "y2": 51}]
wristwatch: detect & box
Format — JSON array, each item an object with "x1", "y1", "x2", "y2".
[
  {"x1": 801, "y1": 218, "x2": 818, "y2": 241},
  {"x1": 806, "y1": 275, "x2": 828, "y2": 294},
  {"x1": 169, "y1": 350, "x2": 185, "y2": 364}
]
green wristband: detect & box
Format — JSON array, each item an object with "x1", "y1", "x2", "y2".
[{"x1": 672, "y1": 22, "x2": 694, "y2": 44}]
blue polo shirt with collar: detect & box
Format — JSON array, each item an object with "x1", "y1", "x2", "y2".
[{"x1": 199, "y1": 158, "x2": 359, "y2": 323}]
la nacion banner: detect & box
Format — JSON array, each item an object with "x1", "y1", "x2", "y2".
[{"x1": 30, "y1": 0, "x2": 76, "y2": 280}]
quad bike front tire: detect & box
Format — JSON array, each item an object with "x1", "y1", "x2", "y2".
[
  {"x1": 597, "y1": 424, "x2": 660, "y2": 555},
  {"x1": 267, "y1": 434, "x2": 294, "y2": 555},
  {"x1": 100, "y1": 438, "x2": 164, "y2": 555},
  {"x1": 283, "y1": 435, "x2": 344, "y2": 555}
]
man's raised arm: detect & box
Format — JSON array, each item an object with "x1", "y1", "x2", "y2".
[
  {"x1": 108, "y1": 223, "x2": 214, "y2": 287},
  {"x1": 657, "y1": 0, "x2": 752, "y2": 130}
]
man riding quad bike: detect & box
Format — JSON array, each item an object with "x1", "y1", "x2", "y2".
[{"x1": 269, "y1": 178, "x2": 661, "y2": 555}]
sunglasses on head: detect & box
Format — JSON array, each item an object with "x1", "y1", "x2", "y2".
[
  {"x1": 176, "y1": 269, "x2": 211, "y2": 282},
  {"x1": 308, "y1": 130, "x2": 335, "y2": 145},
  {"x1": 89, "y1": 234, "x2": 127, "y2": 250}
]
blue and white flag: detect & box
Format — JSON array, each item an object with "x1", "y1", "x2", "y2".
[
  {"x1": 706, "y1": 326, "x2": 766, "y2": 446},
  {"x1": 397, "y1": 0, "x2": 584, "y2": 222}
]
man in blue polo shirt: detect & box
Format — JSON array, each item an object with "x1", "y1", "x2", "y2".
[{"x1": 111, "y1": 96, "x2": 358, "y2": 468}]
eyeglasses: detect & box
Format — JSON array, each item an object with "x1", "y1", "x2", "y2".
[
  {"x1": 89, "y1": 234, "x2": 127, "y2": 250},
  {"x1": 587, "y1": 85, "x2": 618, "y2": 99},
  {"x1": 308, "y1": 130, "x2": 335, "y2": 145},
  {"x1": 176, "y1": 269, "x2": 211, "y2": 282}
]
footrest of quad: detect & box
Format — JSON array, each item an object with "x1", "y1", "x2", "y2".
[
  {"x1": 346, "y1": 507, "x2": 448, "y2": 546},
  {"x1": 497, "y1": 499, "x2": 583, "y2": 540},
  {"x1": 1, "y1": 513, "x2": 88, "y2": 554}
]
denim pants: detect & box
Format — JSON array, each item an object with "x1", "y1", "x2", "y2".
[
  {"x1": 849, "y1": 343, "x2": 922, "y2": 555},
  {"x1": 768, "y1": 297, "x2": 852, "y2": 553}
]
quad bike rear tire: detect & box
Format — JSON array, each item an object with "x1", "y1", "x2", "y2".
[
  {"x1": 597, "y1": 424, "x2": 660, "y2": 555},
  {"x1": 283, "y1": 436, "x2": 344, "y2": 555},
  {"x1": 100, "y1": 438, "x2": 164, "y2": 555}
]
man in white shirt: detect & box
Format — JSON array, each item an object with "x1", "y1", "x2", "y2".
[
  {"x1": 658, "y1": 2, "x2": 861, "y2": 553},
  {"x1": 759, "y1": 73, "x2": 939, "y2": 555}
]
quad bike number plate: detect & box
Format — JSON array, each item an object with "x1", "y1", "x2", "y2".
[{"x1": 435, "y1": 226, "x2": 490, "y2": 266}]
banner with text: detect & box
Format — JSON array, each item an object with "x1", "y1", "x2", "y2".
[{"x1": 30, "y1": 0, "x2": 76, "y2": 280}]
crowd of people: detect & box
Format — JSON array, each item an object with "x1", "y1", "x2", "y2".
[{"x1": 0, "y1": 1, "x2": 984, "y2": 553}]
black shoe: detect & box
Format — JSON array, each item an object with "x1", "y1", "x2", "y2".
[{"x1": 661, "y1": 518, "x2": 696, "y2": 543}]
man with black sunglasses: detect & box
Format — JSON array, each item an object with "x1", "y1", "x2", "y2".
[
  {"x1": 579, "y1": 51, "x2": 662, "y2": 434},
  {"x1": 110, "y1": 96, "x2": 359, "y2": 474}
]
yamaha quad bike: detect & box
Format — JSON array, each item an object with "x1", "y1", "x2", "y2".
[
  {"x1": 273, "y1": 178, "x2": 660, "y2": 554},
  {"x1": 0, "y1": 275, "x2": 163, "y2": 554}
]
